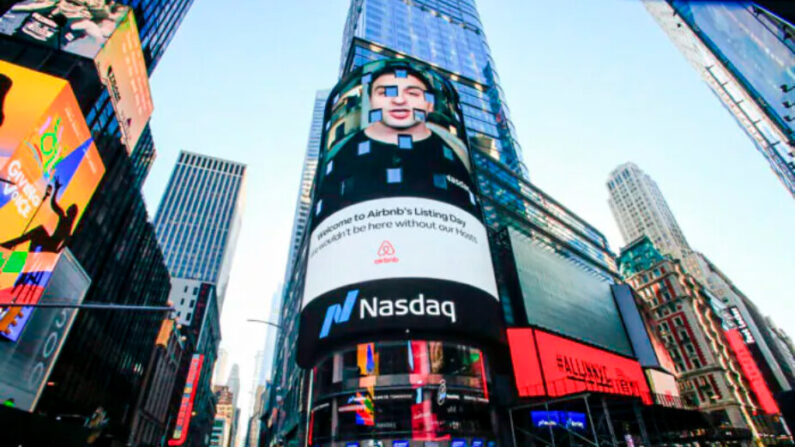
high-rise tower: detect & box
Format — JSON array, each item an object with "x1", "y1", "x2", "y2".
[
  {"x1": 644, "y1": 1, "x2": 795, "y2": 197},
  {"x1": 154, "y1": 151, "x2": 246, "y2": 313},
  {"x1": 283, "y1": 90, "x2": 331, "y2": 285},
  {"x1": 607, "y1": 162, "x2": 691, "y2": 261}
]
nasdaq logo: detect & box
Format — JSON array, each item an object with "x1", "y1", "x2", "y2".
[{"x1": 319, "y1": 290, "x2": 359, "y2": 338}]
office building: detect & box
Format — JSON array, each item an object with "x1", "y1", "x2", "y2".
[
  {"x1": 211, "y1": 385, "x2": 236, "y2": 447},
  {"x1": 607, "y1": 162, "x2": 795, "y2": 405},
  {"x1": 154, "y1": 152, "x2": 245, "y2": 447},
  {"x1": 607, "y1": 162, "x2": 691, "y2": 261},
  {"x1": 618, "y1": 237, "x2": 788, "y2": 444},
  {"x1": 283, "y1": 90, "x2": 330, "y2": 285},
  {"x1": 154, "y1": 151, "x2": 246, "y2": 312},
  {"x1": 645, "y1": 0, "x2": 795, "y2": 197},
  {"x1": 262, "y1": 2, "x2": 712, "y2": 446},
  {"x1": 0, "y1": 1, "x2": 195, "y2": 444},
  {"x1": 129, "y1": 319, "x2": 185, "y2": 447}
]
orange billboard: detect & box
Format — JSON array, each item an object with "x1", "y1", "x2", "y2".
[
  {"x1": 0, "y1": 61, "x2": 105, "y2": 339},
  {"x1": 94, "y1": 10, "x2": 153, "y2": 152}
]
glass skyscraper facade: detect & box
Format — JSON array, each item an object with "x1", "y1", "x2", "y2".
[
  {"x1": 0, "y1": 1, "x2": 196, "y2": 444},
  {"x1": 340, "y1": 0, "x2": 528, "y2": 178},
  {"x1": 263, "y1": 1, "x2": 630, "y2": 446},
  {"x1": 154, "y1": 151, "x2": 246, "y2": 310},
  {"x1": 645, "y1": 1, "x2": 795, "y2": 197},
  {"x1": 283, "y1": 89, "x2": 331, "y2": 285}
]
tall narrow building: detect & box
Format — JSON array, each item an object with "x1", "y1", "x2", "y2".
[
  {"x1": 644, "y1": 0, "x2": 795, "y2": 197},
  {"x1": 283, "y1": 90, "x2": 331, "y2": 284},
  {"x1": 607, "y1": 162, "x2": 691, "y2": 261},
  {"x1": 154, "y1": 151, "x2": 246, "y2": 313},
  {"x1": 154, "y1": 152, "x2": 246, "y2": 447}
]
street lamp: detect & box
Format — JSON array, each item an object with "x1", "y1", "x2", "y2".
[{"x1": 245, "y1": 319, "x2": 282, "y2": 330}]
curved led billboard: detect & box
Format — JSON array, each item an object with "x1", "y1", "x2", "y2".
[{"x1": 297, "y1": 60, "x2": 501, "y2": 366}]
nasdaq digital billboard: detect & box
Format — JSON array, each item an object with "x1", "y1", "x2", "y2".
[
  {"x1": 0, "y1": 2, "x2": 153, "y2": 152},
  {"x1": 0, "y1": 61, "x2": 105, "y2": 340},
  {"x1": 297, "y1": 60, "x2": 501, "y2": 366}
]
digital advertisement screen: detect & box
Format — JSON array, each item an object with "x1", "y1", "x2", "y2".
[
  {"x1": 93, "y1": 9, "x2": 153, "y2": 152},
  {"x1": 507, "y1": 227, "x2": 633, "y2": 357},
  {"x1": 724, "y1": 329, "x2": 779, "y2": 415},
  {"x1": 531, "y1": 411, "x2": 586, "y2": 430},
  {"x1": 0, "y1": 0, "x2": 129, "y2": 58},
  {"x1": 507, "y1": 328, "x2": 651, "y2": 404},
  {"x1": 0, "y1": 2, "x2": 153, "y2": 152},
  {"x1": 0, "y1": 61, "x2": 105, "y2": 340},
  {"x1": 169, "y1": 354, "x2": 204, "y2": 446},
  {"x1": 297, "y1": 59, "x2": 501, "y2": 367}
]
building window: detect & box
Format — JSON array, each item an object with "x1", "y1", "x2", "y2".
[
  {"x1": 674, "y1": 316, "x2": 683, "y2": 327},
  {"x1": 691, "y1": 358, "x2": 701, "y2": 369},
  {"x1": 193, "y1": 287, "x2": 198, "y2": 296},
  {"x1": 186, "y1": 313, "x2": 192, "y2": 321},
  {"x1": 386, "y1": 168, "x2": 402, "y2": 184},
  {"x1": 190, "y1": 300, "x2": 195, "y2": 307},
  {"x1": 180, "y1": 298, "x2": 185, "y2": 305}
]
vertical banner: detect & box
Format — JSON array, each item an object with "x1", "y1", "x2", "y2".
[
  {"x1": 724, "y1": 329, "x2": 779, "y2": 415},
  {"x1": 93, "y1": 10, "x2": 153, "y2": 152},
  {"x1": 297, "y1": 59, "x2": 502, "y2": 367},
  {"x1": 0, "y1": 61, "x2": 105, "y2": 340},
  {"x1": 169, "y1": 354, "x2": 204, "y2": 446}
]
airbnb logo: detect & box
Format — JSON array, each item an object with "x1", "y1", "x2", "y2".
[{"x1": 374, "y1": 240, "x2": 399, "y2": 264}]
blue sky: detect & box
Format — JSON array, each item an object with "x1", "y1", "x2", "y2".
[{"x1": 142, "y1": 0, "x2": 794, "y2": 439}]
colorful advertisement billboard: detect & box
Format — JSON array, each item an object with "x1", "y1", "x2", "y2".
[
  {"x1": 169, "y1": 354, "x2": 204, "y2": 446},
  {"x1": 93, "y1": 10, "x2": 153, "y2": 152},
  {"x1": 507, "y1": 328, "x2": 652, "y2": 404},
  {"x1": 724, "y1": 329, "x2": 779, "y2": 415},
  {"x1": 0, "y1": 61, "x2": 105, "y2": 340},
  {"x1": 297, "y1": 60, "x2": 501, "y2": 366},
  {"x1": 0, "y1": 2, "x2": 153, "y2": 152}
]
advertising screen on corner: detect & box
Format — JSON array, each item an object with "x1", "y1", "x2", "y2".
[{"x1": 297, "y1": 60, "x2": 501, "y2": 367}]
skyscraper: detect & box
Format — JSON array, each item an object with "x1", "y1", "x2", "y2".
[
  {"x1": 263, "y1": 2, "x2": 678, "y2": 446},
  {"x1": 154, "y1": 151, "x2": 246, "y2": 313},
  {"x1": 0, "y1": 1, "x2": 195, "y2": 444},
  {"x1": 608, "y1": 162, "x2": 794, "y2": 415},
  {"x1": 340, "y1": 0, "x2": 527, "y2": 178},
  {"x1": 607, "y1": 162, "x2": 691, "y2": 261},
  {"x1": 644, "y1": 1, "x2": 795, "y2": 197},
  {"x1": 283, "y1": 90, "x2": 330, "y2": 285}
]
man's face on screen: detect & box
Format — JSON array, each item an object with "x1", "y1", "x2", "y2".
[{"x1": 370, "y1": 73, "x2": 432, "y2": 130}]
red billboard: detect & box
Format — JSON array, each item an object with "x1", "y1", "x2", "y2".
[
  {"x1": 724, "y1": 329, "x2": 779, "y2": 415},
  {"x1": 508, "y1": 328, "x2": 652, "y2": 404},
  {"x1": 169, "y1": 354, "x2": 204, "y2": 446}
]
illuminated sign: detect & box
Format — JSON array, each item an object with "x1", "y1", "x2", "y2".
[
  {"x1": 507, "y1": 328, "x2": 652, "y2": 404},
  {"x1": 645, "y1": 369, "x2": 680, "y2": 407},
  {"x1": 169, "y1": 354, "x2": 204, "y2": 446},
  {"x1": 727, "y1": 306, "x2": 755, "y2": 344},
  {"x1": 0, "y1": 2, "x2": 153, "y2": 153},
  {"x1": 297, "y1": 59, "x2": 501, "y2": 367},
  {"x1": 93, "y1": 10, "x2": 153, "y2": 152},
  {"x1": 0, "y1": 61, "x2": 105, "y2": 340},
  {"x1": 531, "y1": 411, "x2": 587, "y2": 430},
  {"x1": 724, "y1": 329, "x2": 779, "y2": 415}
]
